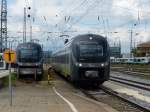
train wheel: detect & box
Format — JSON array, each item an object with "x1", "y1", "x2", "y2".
[{"x1": 95, "y1": 81, "x2": 104, "y2": 86}]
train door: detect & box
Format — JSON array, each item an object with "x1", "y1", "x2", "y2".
[
  {"x1": 64, "y1": 47, "x2": 68, "y2": 77},
  {"x1": 68, "y1": 48, "x2": 71, "y2": 75}
]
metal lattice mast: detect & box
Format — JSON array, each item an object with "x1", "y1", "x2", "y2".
[{"x1": 0, "y1": 0, "x2": 7, "y2": 52}]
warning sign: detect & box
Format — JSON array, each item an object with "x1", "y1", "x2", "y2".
[{"x1": 3, "y1": 49, "x2": 16, "y2": 63}]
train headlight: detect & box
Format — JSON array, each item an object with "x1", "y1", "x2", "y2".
[
  {"x1": 79, "y1": 63, "x2": 82, "y2": 67},
  {"x1": 101, "y1": 62, "x2": 109, "y2": 67},
  {"x1": 75, "y1": 63, "x2": 82, "y2": 67},
  {"x1": 101, "y1": 63, "x2": 104, "y2": 67}
]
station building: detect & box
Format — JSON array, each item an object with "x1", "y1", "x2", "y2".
[{"x1": 137, "y1": 41, "x2": 150, "y2": 56}]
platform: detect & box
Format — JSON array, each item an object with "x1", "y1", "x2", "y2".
[
  {"x1": 0, "y1": 70, "x2": 9, "y2": 78},
  {"x1": 0, "y1": 74, "x2": 118, "y2": 112}
]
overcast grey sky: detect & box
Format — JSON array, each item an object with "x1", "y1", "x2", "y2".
[{"x1": 7, "y1": 0, "x2": 150, "y2": 53}]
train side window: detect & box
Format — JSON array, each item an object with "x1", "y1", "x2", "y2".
[{"x1": 137, "y1": 59, "x2": 140, "y2": 62}]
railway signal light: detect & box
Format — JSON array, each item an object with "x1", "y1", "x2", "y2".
[{"x1": 28, "y1": 14, "x2": 31, "y2": 18}]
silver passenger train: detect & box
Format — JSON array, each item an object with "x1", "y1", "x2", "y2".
[{"x1": 51, "y1": 34, "x2": 110, "y2": 85}]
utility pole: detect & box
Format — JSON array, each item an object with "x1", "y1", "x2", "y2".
[
  {"x1": 27, "y1": 7, "x2": 32, "y2": 42},
  {"x1": 119, "y1": 38, "x2": 121, "y2": 58},
  {"x1": 0, "y1": 0, "x2": 7, "y2": 52},
  {"x1": 130, "y1": 30, "x2": 133, "y2": 58},
  {"x1": 23, "y1": 7, "x2": 26, "y2": 43},
  {"x1": 30, "y1": 22, "x2": 32, "y2": 42}
]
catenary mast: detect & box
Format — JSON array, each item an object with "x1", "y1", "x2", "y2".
[{"x1": 0, "y1": 0, "x2": 7, "y2": 52}]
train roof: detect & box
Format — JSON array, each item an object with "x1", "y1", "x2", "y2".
[
  {"x1": 16, "y1": 42, "x2": 42, "y2": 50},
  {"x1": 74, "y1": 34, "x2": 106, "y2": 40},
  {"x1": 52, "y1": 34, "x2": 107, "y2": 55},
  {"x1": 17, "y1": 42, "x2": 41, "y2": 47},
  {"x1": 64, "y1": 34, "x2": 106, "y2": 45}
]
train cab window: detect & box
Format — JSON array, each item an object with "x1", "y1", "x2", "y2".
[
  {"x1": 20, "y1": 49, "x2": 38, "y2": 57},
  {"x1": 137, "y1": 59, "x2": 140, "y2": 62},
  {"x1": 79, "y1": 43, "x2": 103, "y2": 57},
  {"x1": 18, "y1": 48, "x2": 41, "y2": 62}
]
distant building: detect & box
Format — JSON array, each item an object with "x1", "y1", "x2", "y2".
[
  {"x1": 137, "y1": 41, "x2": 150, "y2": 56},
  {"x1": 110, "y1": 46, "x2": 121, "y2": 58}
]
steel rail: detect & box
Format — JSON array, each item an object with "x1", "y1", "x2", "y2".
[
  {"x1": 110, "y1": 76, "x2": 150, "y2": 91},
  {"x1": 100, "y1": 86, "x2": 150, "y2": 112},
  {"x1": 111, "y1": 70, "x2": 150, "y2": 76},
  {"x1": 80, "y1": 86, "x2": 150, "y2": 112},
  {"x1": 110, "y1": 76, "x2": 149, "y2": 86}
]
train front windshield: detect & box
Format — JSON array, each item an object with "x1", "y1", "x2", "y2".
[
  {"x1": 75, "y1": 41, "x2": 107, "y2": 62},
  {"x1": 79, "y1": 43, "x2": 103, "y2": 57},
  {"x1": 19, "y1": 48, "x2": 39, "y2": 62}
]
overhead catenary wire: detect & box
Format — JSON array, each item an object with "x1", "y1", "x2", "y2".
[
  {"x1": 57, "y1": 0, "x2": 87, "y2": 17},
  {"x1": 56, "y1": 0, "x2": 89, "y2": 32},
  {"x1": 63, "y1": 0, "x2": 102, "y2": 32},
  {"x1": 18, "y1": 0, "x2": 150, "y2": 46},
  {"x1": 32, "y1": 2, "x2": 150, "y2": 33}
]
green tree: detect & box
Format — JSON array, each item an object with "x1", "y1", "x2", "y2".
[{"x1": 132, "y1": 48, "x2": 140, "y2": 57}]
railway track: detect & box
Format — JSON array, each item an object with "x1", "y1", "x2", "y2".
[
  {"x1": 100, "y1": 85, "x2": 150, "y2": 112},
  {"x1": 113, "y1": 70, "x2": 150, "y2": 76},
  {"x1": 54, "y1": 69, "x2": 150, "y2": 111},
  {"x1": 79, "y1": 75, "x2": 150, "y2": 111},
  {"x1": 80, "y1": 85, "x2": 150, "y2": 112},
  {"x1": 110, "y1": 76, "x2": 150, "y2": 91}
]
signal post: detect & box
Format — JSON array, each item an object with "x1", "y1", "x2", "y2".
[{"x1": 3, "y1": 49, "x2": 16, "y2": 106}]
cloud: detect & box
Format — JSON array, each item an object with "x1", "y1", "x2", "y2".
[
  {"x1": 8, "y1": 0, "x2": 25, "y2": 16},
  {"x1": 6, "y1": 0, "x2": 150, "y2": 53}
]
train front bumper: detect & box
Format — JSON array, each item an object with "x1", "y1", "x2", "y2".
[{"x1": 73, "y1": 62, "x2": 110, "y2": 81}]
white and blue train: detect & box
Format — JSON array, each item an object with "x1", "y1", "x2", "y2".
[{"x1": 111, "y1": 57, "x2": 150, "y2": 64}]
